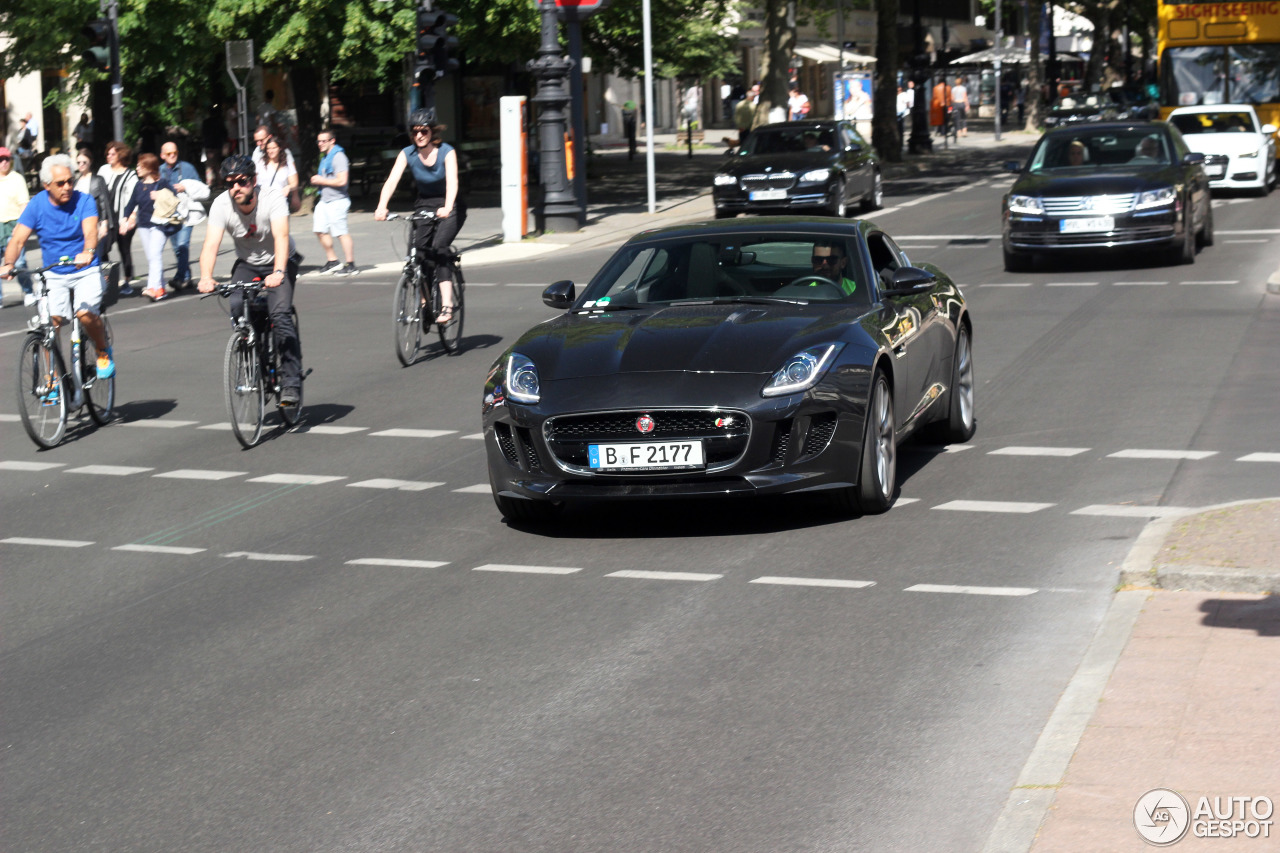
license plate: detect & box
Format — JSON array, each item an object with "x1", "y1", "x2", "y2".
[
  {"x1": 589, "y1": 441, "x2": 705, "y2": 471},
  {"x1": 749, "y1": 189, "x2": 787, "y2": 201},
  {"x1": 1206, "y1": 165, "x2": 1225, "y2": 178},
  {"x1": 1060, "y1": 216, "x2": 1114, "y2": 233}
]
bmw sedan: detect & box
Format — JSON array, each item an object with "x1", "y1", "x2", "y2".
[
  {"x1": 713, "y1": 121, "x2": 883, "y2": 219},
  {"x1": 1001, "y1": 121, "x2": 1213, "y2": 271},
  {"x1": 1168, "y1": 105, "x2": 1278, "y2": 195},
  {"x1": 482, "y1": 217, "x2": 975, "y2": 523}
]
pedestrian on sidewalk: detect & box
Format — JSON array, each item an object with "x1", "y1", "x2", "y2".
[
  {"x1": 159, "y1": 141, "x2": 201, "y2": 289},
  {"x1": 622, "y1": 100, "x2": 639, "y2": 160},
  {"x1": 931, "y1": 78, "x2": 953, "y2": 137},
  {"x1": 788, "y1": 84, "x2": 811, "y2": 121},
  {"x1": 97, "y1": 141, "x2": 139, "y2": 295},
  {"x1": 310, "y1": 128, "x2": 356, "y2": 276},
  {"x1": 735, "y1": 82, "x2": 760, "y2": 147},
  {"x1": 0, "y1": 146, "x2": 35, "y2": 304},
  {"x1": 951, "y1": 77, "x2": 970, "y2": 137}
]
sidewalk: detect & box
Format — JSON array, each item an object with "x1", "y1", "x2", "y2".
[{"x1": 988, "y1": 499, "x2": 1280, "y2": 852}]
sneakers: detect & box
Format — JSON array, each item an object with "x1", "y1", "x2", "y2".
[
  {"x1": 169, "y1": 275, "x2": 191, "y2": 290},
  {"x1": 96, "y1": 347, "x2": 116, "y2": 379},
  {"x1": 119, "y1": 284, "x2": 136, "y2": 297},
  {"x1": 23, "y1": 293, "x2": 37, "y2": 306},
  {"x1": 42, "y1": 377, "x2": 59, "y2": 406},
  {"x1": 317, "y1": 260, "x2": 341, "y2": 275},
  {"x1": 334, "y1": 263, "x2": 359, "y2": 276},
  {"x1": 279, "y1": 386, "x2": 301, "y2": 406}
]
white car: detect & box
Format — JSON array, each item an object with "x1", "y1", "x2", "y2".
[{"x1": 1168, "y1": 105, "x2": 1278, "y2": 195}]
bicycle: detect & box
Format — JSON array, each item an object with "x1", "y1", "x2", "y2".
[
  {"x1": 204, "y1": 278, "x2": 304, "y2": 448},
  {"x1": 14, "y1": 258, "x2": 115, "y2": 448},
  {"x1": 387, "y1": 210, "x2": 466, "y2": 365}
]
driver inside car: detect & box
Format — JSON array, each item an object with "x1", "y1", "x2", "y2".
[{"x1": 810, "y1": 241, "x2": 858, "y2": 295}]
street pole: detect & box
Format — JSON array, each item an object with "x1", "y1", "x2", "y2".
[
  {"x1": 994, "y1": 0, "x2": 1002, "y2": 142},
  {"x1": 528, "y1": 0, "x2": 583, "y2": 232},
  {"x1": 908, "y1": 0, "x2": 932, "y2": 154},
  {"x1": 643, "y1": 0, "x2": 655, "y2": 214},
  {"x1": 567, "y1": 19, "x2": 588, "y2": 223},
  {"x1": 100, "y1": 0, "x2": 124, "y2": 142}
]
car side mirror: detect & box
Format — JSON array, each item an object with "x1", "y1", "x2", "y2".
[
  {"x1": 542, "y1": 279, "x2": 575, "y2": 309},
  {"x1": 882, "y1": 266, "x2": 936, "y2": 296},
  {"x1": 1183, "y1": 152, "x2": 1206, "y2": 165},
  {"x1": 1262, "y1": 123, "x2": 1278, "y2": 135},
  {"x1": 847, "y1": 142, "x2": 862, "y2": 153},
  {"x1": 1003, "y1": 160, "x2": 1023, "y2": 173}
]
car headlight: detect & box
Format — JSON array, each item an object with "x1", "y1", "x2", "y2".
[
  {"x1": 799, "y1": 168, "x2": 831, "y2": 183},
  {"x1": 714, "y1": 174, "x2": 738, "y2": 186},
  {"x1": 1238, "y1": 150, "x2": 1258, "y2": 159},
  {"x1": 506, "y1": 353, "x2": 540, "y2": 403},
  {"x1": 762, "y1": 343, "x2": 844, "y2": 397},
  {"x1": 1007, "y1": 194, "x2": 1043, "y2": 214},
  {"x1": 1135, "y1": 187, "x2": 1176, "y2": 209}
]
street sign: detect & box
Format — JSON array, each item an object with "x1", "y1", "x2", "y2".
[{"x1": 553, "y1": 0, "x2": 610, "y2": 22}]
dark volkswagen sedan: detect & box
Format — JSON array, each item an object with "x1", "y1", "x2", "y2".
[
  {"x1": 482, "y1": 217, "x2": 975, "y2": 523},
  {"x1": 1002, "y1": 121, "x2": 1213, "y2": 271},
  {"x1": 713, "y1": 121, "x2": 882, "y2": 218}
]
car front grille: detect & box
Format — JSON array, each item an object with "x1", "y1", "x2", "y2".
[
  {"x1": 544, "y1": 408, "x2": 751, "y2": 474},
  {"x1": 1041, "y1": 194, "x2": 1138, "y2": 215},
  {"x1": 1013, "y1": 224, "x2": 1174, "y2": 246},
  {"x1": 740, "y1": 172, "x2": 796, "y2": 191}
]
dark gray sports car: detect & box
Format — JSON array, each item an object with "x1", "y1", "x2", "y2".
[{"x1": 482, "y1": 217, "x2": 975, "y2": 523}]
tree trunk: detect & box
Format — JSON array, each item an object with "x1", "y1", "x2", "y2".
[
  {"x1": 755, "y1": 0, "x2": 795, "y2": 128},
  {"x1": 871, "y1": 0, "x2": 900, "y2": 161},
  {"x1": 1024, "y1": 0, "x2": 1044, "y2": 132},
  {"x1": 290, "y1": 65, "x2": 324, "y2": 178}
]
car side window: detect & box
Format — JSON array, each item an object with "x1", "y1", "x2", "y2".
[{"x1": 867, "y1": 232, "x2": 905, "y2": 289}]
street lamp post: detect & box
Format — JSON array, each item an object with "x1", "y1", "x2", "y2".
[
  {"x1": 528, "y1": 0, "x2": 584, "y2": 233},
  {"x1": 908, "y1": 0, "x2": 932, "y2": 154}
]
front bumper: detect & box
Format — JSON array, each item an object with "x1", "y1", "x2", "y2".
[
  {"x1": 1004, "y1": 209, "x2": 1180, "y2": 251},
  {"x1": 713, "y1": 183, "x2": 835, "y2": 215}
]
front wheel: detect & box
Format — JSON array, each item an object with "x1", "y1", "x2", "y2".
[
  {"x1": 393, "y1": 269, "x2": 423, "y2": 366},
  {"x1": 862, "y1": 171, "x2": 883, "y2": 211},
  {"x1": 1003, "y1": 246, "x2": 1033, "y2": 273},
  {"x1": 827, "y1": 177, "x2": 848, "y2": 218},
  {"x1": 16, "y1": 334, "x2": 68, "y2": 449},
  {"x1": 929, "y1": 323, "x2": 976, "y2": 443},
  {"x1": 85, "y1": 317, "x2": 115, "y2": 426},
  {"x1": 856, "y1": 372, "x2": 897, "y2": 514},
  {"x1": 224, "y1": 332, "x2": 265, "y2": 448}
]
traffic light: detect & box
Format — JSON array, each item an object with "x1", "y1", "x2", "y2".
[
  {"x1": 415, "y1": 7, "x2": 459, "y2": 80},
  {"x1": 82, "y1": 18, "x2": 113, "y2": 72}
]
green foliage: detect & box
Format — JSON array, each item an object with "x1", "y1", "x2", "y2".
[{"x1": 582, "y1": 0, "x2": 741, "y2": 81}]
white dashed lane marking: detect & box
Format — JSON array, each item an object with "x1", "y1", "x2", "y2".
[
  {"x1": 750, "y1": 577, "x2": 876, "y2": 589},
  {"x1": 452, "y1": 484, "x2": 492, "y2": 494},
  {"x1": 606, "y1": 569, "x2": 724, "y2": 582},
  {"x1": 933, "y1": 500, "x2": 1055, "y2": 513},
  {"x1": 2, "y1": 537, "x2": 94, "y2": 547},
  {"x1": 989, "y1": 446, "x2": 1090, "y2": 457},
  {"x1": 905, "y1": 584, "x2": 1038, "y2": 597},
  {"x1": 222, "y1": 551, "x2": 314, "y2": 562},
  {"x1": 297, "y1": 425, "x2": 368, "y2": 435},
  {"x1": 1070, "y1": 505, "x2": 1194, "y2": 518},
  {"x1": 347, "y1": 557, "x2": 449, "y2": 568},
  {"x1": 1238, "y1": 452, "x2": 1280, "y2": 463},
  {"x1": 65, "y1": 465, "x2": 154, "y2": 476},
  {"x1": 247, "y1": 473, "x2": 347, "y2": 485},
  {"x1": 0, "y1": 460, "x2": 65, "y2": 471},
  {"x1": 113, "y1": 544, "x2": 206, "y2": 555},
  {"x1": 1108, "y1": 449, "x2": 1218, "y2": 460},
  {"x1": 368, "y1": 429, "x2": 456, "y2": 438},
  {"x1": 347, "y1": 478, "x2": 442, "y2": 491},
  {"x1": 154, "y1": 469, "x2": 247, "y2": 480},
  {"x1": 120, "y1": 419, "x2": 200, "y2": 429},
  {"x1": 474, "y1": 564, "x2": 582, "y2": 575}
]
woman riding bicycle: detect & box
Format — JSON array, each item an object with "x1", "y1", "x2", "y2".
[{"x1": 373, "y1": 107, "x2": 464, "y2": 326}]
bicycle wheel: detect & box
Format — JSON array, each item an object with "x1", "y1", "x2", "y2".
[
  {"x1": 224, "y1": 331, "x2": 265, "y2": 448},
  {"x1": 393, "y1": 268, "x2": 423, "y2": 366},
  {"x1": 278, "y1": 309, "x2": 303, "y2": 428},
  {"x1": 435, "y1": 262, "x2": 465, "y2": 355},
  {"x1": 16, "y1": 334, "x2": 68, "y2": 449},
  {"x1": 85, "y1": 317, "x2": 115, "y2": 426}
]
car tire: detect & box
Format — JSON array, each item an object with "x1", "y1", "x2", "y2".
[
  {"x1": 1169, "y1": 213, "x2": 1196, "y2": 265},
  {"x1": 828, "y1": 177, "x2": 848, "y2": 218},
  {"x1": 494, "y1": 491, "x2": 564, "y2": 524},
  {"x1": 929, "y1": 323, "x2": 976, "y2": 444},
  {"x1": 1003, "y1": 246, "x2": 1032, "y2": 272},
  {"x1": 861, "y1": 171, "x2": 883, "y2": 212},
  {"x1": 1198, "y1": 199, "x2": 1214, "y2": 248},
  {"x1": 855, "y1": 371, "x2": 896, "y2": 514},
  {"x1": 714, "y1": 207, "x2": 735, "y2": 219}
]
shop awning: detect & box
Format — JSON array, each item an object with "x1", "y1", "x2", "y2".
[{"x1": 793, "y1": 43, "x2": 877, "y2": 65}]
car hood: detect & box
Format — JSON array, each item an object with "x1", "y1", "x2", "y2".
[
  {"x1": 1011, "y1": 167, "x2": 1184, "y2": 196},
  {"x1": 1183, "y1": 135, "x2": 1268, "y2": 157},
  {"x1": 514, "y1": 303, "x2": 861, "y2": 380},
  {"x1": 719, "y1": 151, "x2": 836, "y2": 177}
]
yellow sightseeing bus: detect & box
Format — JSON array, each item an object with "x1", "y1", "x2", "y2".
[{"x1": 1158, "y1": 1, "x2": 1280, "y2": 158}]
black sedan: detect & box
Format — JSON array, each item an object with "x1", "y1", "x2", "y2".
[
  {"x1": 713, "y1": 121, "x2": 883, "y2": 219},
  {"x1": 482, "y1": 217, "x2": 975, "y2": 523},
  {"x1": 1002, "y1": 121, "x2": 1213, "y2": 271}
]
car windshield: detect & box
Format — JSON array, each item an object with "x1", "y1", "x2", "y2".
[
  {"x1": 1170, "y1": 111, "x2": 1257, "y2": 135},
  {"x1": 742, "y1": 127, "x2": 836, "y2": 155},
  {"x1": 1027, "y1": 128, "x2": 1172, "y2": 172},
  {"x1": 578, "y1": 236, "x2": 867, "y2": 306}
]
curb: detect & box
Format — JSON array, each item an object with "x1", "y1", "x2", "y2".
[{"x1": 981, "y1": 497, "x2": 1280, "y2": 853}]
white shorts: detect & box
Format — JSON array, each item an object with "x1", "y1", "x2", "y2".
[
  {"x1": 46, "y1": 264, "x2": 105, "y2": 320},
  {"x1": 313, "y1": 197, "x2": 351, "y2": 237}
]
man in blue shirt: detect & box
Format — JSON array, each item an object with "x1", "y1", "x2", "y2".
[
  {"x1": 0, "y1": 154, "x2": 115, "y2": 378},
  {"x1": 159, "y1": 141, "x2": 201, "y2": 289}
]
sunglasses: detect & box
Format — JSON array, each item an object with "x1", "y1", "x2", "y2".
[
  {"x1": 224, "y1": 176, "x2": 253, "y2": 188},
  {"x1": 49, "y1": 179, "x2": 74, "y2": 188},
  {"x1": 0, "y1": 156, "x2": 11, "y2": 162},
  {"x1": 811, "y1": 255, "x2": 841, "y2": 265},
  {"x1": 412, "y1": 126, "x2": 432, "y2": 135}
]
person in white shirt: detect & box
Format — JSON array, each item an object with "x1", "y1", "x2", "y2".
[{"x1": 951, "y1": 77, "x2": 970, "y2": 137}]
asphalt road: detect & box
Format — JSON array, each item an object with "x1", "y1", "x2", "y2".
[{"x1": 2, "y1": 162, "x2": 1278, "y2": 851}]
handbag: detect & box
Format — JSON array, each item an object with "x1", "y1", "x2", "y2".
[
  {"x1": 150, "y1": 187, "x2": 185, "y2": 228},
  {"x1": 99, "y1": 261, "x2": 120, "y2": 310}
]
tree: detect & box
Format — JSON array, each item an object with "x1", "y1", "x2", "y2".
[
  {"x1": 1024, "y1": 0, "x2": 1044, "y2": 131},
  {"x1": 871, "y1": 0, "x2": 900, "y2": 161},
  {"x1": 754, "y1": 0, "x2": 796, "y2": 128}
]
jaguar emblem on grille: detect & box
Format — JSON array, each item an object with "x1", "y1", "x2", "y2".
[{"x1": 636, "y1": 414, "x2": 655, "y2": 434}]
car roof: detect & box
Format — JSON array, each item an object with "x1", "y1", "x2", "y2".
[
  {"x1": 626, "y1": 216, "x2": 872, "y2": 243},
  {"x1": 1043, "y1": 120, "x2": 1173, "y2": 138},
  {"x1": 1168, "y1": 104, "x2": 1258, "y2": 116},
  {"x1": 754, "y1": 120, "x2": 843, "y2": 131}
]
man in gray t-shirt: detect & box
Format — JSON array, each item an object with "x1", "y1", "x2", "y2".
[
  {"x1": 196, "y1": 154, "x2": 304, "y2": 405},
  {"x1": 310, "y1": 128, "x2": 356, "y2": 276}
]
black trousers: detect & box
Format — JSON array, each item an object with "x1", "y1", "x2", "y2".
[
  {"x1": 229, "y1": 257, "x2": 302, "y2": 390},
  {"x1": 412, "y1": 200, "x2": 466, "y2": 285}
]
